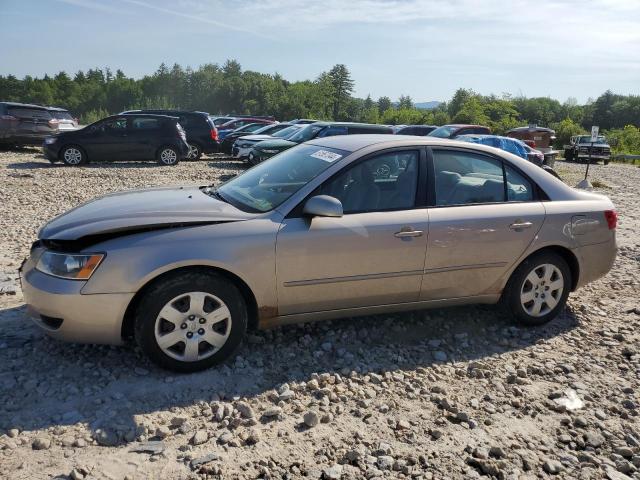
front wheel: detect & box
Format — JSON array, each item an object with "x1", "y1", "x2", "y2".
[
  {"x1": 134, "y1": 271, "x2": 247, "y2": 372},
  {"x1": 503, "y1": 251, "x2": 571, "y2": 326},
  {"x1": 157, "y1": 146, "x2": 180, "y2": 166},
  {"x1": 61, "y1": 145, "x2": 87, "y2": 166}
]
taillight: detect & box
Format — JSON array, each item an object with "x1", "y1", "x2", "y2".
[
  {"x1": 210, "y1": 128, "x2": 218, "y2": 141},
  {"x1": 604, "y1": 210, "x2": 617, "y2": 230},
  {"x1": 48, "y1": 118, "x2": 59, "y2": 127}
]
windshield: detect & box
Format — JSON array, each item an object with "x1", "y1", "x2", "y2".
[
  {"x1": 577, "y1": 135, "x2": 607, "y2": 144},
  {"x1": 287, "y1": 124, "x2": 325, "y2": 143},
  {"x1": 273, "y1": 125, "x2": 302, "y2": 138},
  {"x1": 210, "y1": 116, "x2": 233, "y2": 126},
  {"x1": 428, "y1": 125, "x2": 457, "y2": 138},
  {"x1": 217, "y1": 144, "x2": 349, "y2": 212}
]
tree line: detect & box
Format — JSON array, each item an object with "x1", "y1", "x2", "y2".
[{"x1": 1, "y1": 60, "x2": 639, "y2": 152}]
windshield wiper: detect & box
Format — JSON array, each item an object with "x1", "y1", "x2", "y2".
[{"x1": 203, "y1": 186, "x2": 228, "y2": 203}]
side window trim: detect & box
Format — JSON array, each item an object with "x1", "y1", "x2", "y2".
[{"x1": 426, "y1": 146, "x2": 542, "y2": 208}]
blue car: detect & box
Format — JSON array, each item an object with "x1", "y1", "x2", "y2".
[
  {"x1": 456, "y1": 134, "x2": 529, "y2": 160},
  {"x1": 457, "y1": 134, "x2": 560, "y2": 178}
]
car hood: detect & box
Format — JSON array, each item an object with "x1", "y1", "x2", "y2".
[
  {"x1": 39, "y1": 185, "x2": 253, "y2": 241},
  {"x1": 254, "y1": 139, "x2": 296, "y2": 150}
]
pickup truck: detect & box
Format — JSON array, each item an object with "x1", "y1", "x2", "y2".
[{"x1": 564, "y1": 135, "x2": 611, "y2": 164}]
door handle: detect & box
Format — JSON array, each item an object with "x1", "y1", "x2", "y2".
[
  {"x1": 509, "y1": 221, "x2": 533, "y2": 230},
  {"x1": 394, "y1": 228, "x2": 423, "y2": 238}
]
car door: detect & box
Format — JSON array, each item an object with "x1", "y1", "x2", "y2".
[
  {"x1": 83, "y1": 117, "x2": 130, "y2": 160},
  {"x1": 421, "y1": 148, "x2": 545, "y2": 301},
  {"x1": 128, "y1": 117, "x2": 163, "y2": 159},
  {"x1": 275, "y1": 149, "x2": 428, "y2": 315}
]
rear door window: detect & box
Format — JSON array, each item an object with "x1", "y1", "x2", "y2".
[
  {"x1": 131, "y1": 117, "x2": 160, "y2": 130},
  {"x1": 8, "y1": 107, "x2": 51, "y2": 120},
  {"x1": 433, "y1": 150, "x2": 505, "y2": 206}
]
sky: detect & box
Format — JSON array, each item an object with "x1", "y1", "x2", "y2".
[{"x1": 1, "y1": 0, "x2": 639, "y2": 103}]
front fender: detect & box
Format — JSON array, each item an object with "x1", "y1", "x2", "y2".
[{"x1": 81, "y1": 220, "x2": 280, "y2": 313}]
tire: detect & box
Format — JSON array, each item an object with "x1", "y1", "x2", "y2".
[
  {"x1": 186, "y1": 143, "x2": 202, "y2": 160},
  {"x1": 247, "y1": 151, "x2": 257, "y2": 166},
  {"x1": 60, "y1": 145, "x2": 87, "y2": 166},
  {"x1": 133, "y1": 270, "x2": 247, "y2": 372},
  {"x1": 157, "y1": 146, "x2": 180, "y2": 166},
  {"x1": 564, "y1": 150, "x2": 573, "y2": 162},
  {"x1": 503, "y1": 251, "x2": 571, "y2": 326}
]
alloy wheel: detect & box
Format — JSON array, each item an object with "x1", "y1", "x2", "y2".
[
  {"x1": 160, "y1": 148, "x2": 178, "y2": 165},
  {"x1": 187, "y1": 144, "x2": 200, "y2": 159},
  {"x1": 154, "y1": 291, "x2": 232, "y2": 362},
  {"x1": 63, "y1": 148, "x2": 82, "y2": 165},
  {"x1": 520, "y1": 263, "x2": 564, "y2": 317}
]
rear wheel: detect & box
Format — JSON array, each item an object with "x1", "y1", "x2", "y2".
[
  {"x1": 157, "y1": 146, "x2": 179, "y2": 166},
  {"x1": 187, "y1": 143, "x2": 202, "y2": 160},
  {"x1": 134, "y1": 271, "x2": 247, "y2": 372},
  {"x1": 61, "y1": 145, "x2": 86, "y2": 166},
  {"x1": 503, "y1": 251, "x2": 571, "y2": 326}
]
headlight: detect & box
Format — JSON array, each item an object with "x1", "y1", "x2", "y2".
[
  {"x1": 44, "y1": 137, "x2": 57, "y2": 145},
  {"x1": 36, "y1": 252, "x2": 105, "y2": 280},
  {"x1": 262, "y1": 149, "x2": 279, "y2": 154}
]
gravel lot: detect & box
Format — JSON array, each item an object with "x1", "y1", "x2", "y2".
[{"x1": 0, "y1": 150, "x2": 639, "y2": 480}]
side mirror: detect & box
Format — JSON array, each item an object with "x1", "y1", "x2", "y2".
[{"x1": 303, "y1": 195, "x2": 343, "y2": 218}]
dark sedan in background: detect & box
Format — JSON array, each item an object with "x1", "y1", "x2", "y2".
[
  {"x1": 428, "y1": 124, "x2": 491, "y2": 139},
  {"x1": 219, "y1": 122, "x2": 293, "y2": 154},
  {"x1": 43, "y1": 114, "x2": 189, "y2": 166},
  {"x1": 394, "y1": 125, "x2": 437, "y2": 136}
]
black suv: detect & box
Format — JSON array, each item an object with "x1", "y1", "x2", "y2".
[
  {"x1": 121, "y1": 110, "x2": 219, "y2": 159},
  {"x1": 43, "y1": 114, "x2": 189, "y2": 166},
  {"x1": 1, "y1": 102, "x2": 75, "y2": 147}
]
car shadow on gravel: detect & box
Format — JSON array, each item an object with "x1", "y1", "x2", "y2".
[{"x1": 0, "y1": 303, "x2": 579, "y2": 443}]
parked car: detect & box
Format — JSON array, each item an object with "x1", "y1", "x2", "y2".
[
  {"x1": 1, "y1": 102, "x2": 74, "y2": 147},
  {"x1": 217, "y1": 118, "x2": 276, "y2": 141},
  {"x1": 506, "y1": 125, "x2": 558, "y2": 167},
  {"x1": 232, "y1": 124, "x2": 303, "y2": 159},
  {"x1": 288, "y1": 119, "x2": 320, "y2": 124},
  {"x1": 219, "y1": 123, "x2": 290, "y2": 154},
  {"x1": 428, "y1": 124, "x2": 491, "y2": 139},
  {"x1": 209, "y1": 116, "x2": 236, "y2": 127},
  {"x1": 42, "y1": 114, "x2": 189, "y2": 166},
  {"x1": 394, "y1": 125, "x2": 437, "y2": 136},
  {"x1": 564, "y1": 135, "x2": 611, "y2": 164},
  {"x1": 523, "y1": 143, "x2": 545, "y2": 166},
  {"x1": 456, "y1": 134, "x2": 529, "y2": 160},
  {"x1": 457, "y1": 134, "x2": 561, "y2": 179},
  {"x1": 121, "y1": 110, "x2": 219, "y2": 159},
  {"x1": 47, "y1": 107, "x2": 79, "y2": 132},
  {"x1": 21, "y1": 135, "x2": 617, "y2": 372},
  {"x1": 248, "y1": 122, "x2": 394, "y2": 164}
]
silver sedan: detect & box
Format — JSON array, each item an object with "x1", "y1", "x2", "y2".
[{"x1": 20, "y1": 135, "x2": 617, "y2": 372}]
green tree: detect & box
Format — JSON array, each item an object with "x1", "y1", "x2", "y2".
[
  {"x1": 377, "y1": 96, "x2": 392, "y2": 115},
  {"x1": 327, "y1": 64, "x2": 354, "y2": 120}
]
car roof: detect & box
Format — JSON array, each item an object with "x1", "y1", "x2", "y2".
[
  {"x1": 442, "y1": 124, "x2": 488, "y2": 128},
  {"x1": 457, "y1": 134, "x2": 520, "y2": 141},
  {"x1": 507, "y1": 126, "x2": 555, "y2": 134},
  {"x1": 309, "y1": 122, "x2": 393, "y2": 128},
  {"x1": 119, "y1": 113, "x2": 179, "y2": 120},
  {"x1": 122, "y1": 109, "x2": 209, "y2": 116},
  {"x1": 0, "y1": 101, "x2": 50, "y2": 110}
]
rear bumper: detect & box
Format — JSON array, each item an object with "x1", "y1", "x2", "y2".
[{"x1": 20, "y1": 260, "x2": 133, "y2": 346}]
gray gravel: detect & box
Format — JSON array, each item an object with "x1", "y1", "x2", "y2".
[{"x1": 0, "y1": 150, "x2": 639, "y2": 479}]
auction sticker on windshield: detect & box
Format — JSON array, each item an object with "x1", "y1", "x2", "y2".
[{"x1": 310, "y1": 150, "x2": 342, "y2": 162}]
